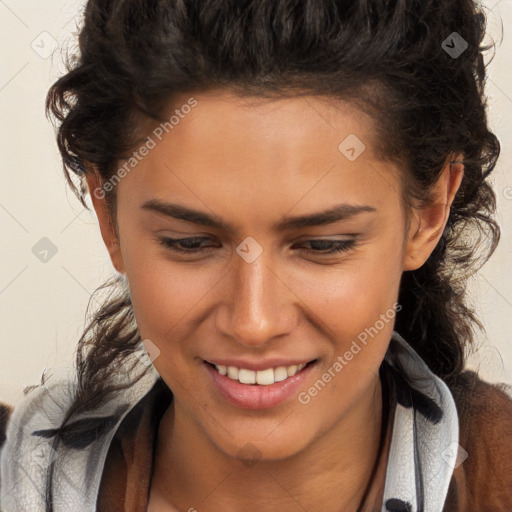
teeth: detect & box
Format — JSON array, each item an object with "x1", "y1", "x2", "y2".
[
  {"x1": 287, "y1": 365, "x2": 298, "y2": 377},
  {"x1": 215, "y1": 362, "x2": 307, "y2": 385},
  {"x1": 227, "y1": 366, "x2": 239, "y2": 379},
  {"x1": 239, "y1": 368, "x2": 256, "y2": 384},
  {"x1": 256, "y1": 368, "x2": 274, "y2": 385},
  {"x1": 274, "y1": 367, "x2": 288, "y2": 382}
]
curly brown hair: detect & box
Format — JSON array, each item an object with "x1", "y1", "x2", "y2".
[{"x1": 40, "y1": 0, "x2": 500, "y2": 509}]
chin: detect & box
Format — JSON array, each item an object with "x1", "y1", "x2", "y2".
[{"x1": 218, "y1": 428, "x2": 315, "y2": 465}]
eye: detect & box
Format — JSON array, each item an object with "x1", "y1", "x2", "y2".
[
  {"x1": 156, "y1": 236, "x2": 357, "y2": 256},
  {"x1": 156, "y1": 236, "x2": 217, "y2": 254},
  {"x1": 292, "y1": 239, "x2": 357, "y2": 255}
]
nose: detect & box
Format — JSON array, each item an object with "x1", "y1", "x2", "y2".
[{"x1": 214, "y1": 248, "x2": 298, "y2": 348}]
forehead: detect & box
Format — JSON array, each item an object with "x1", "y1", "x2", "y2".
[
  {"x1": 116, "y1": 90, "x2": 403, "y2": 221},
  {"x1": 160, "y1": 90, "x2": 378, "y2": 155}
]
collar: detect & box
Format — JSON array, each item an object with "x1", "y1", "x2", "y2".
[
  {"x1": 0, "y1": 331, "x2": 459, "y2": 511},
  {"x1": 380, "y1": 332, "x2": 460, "y2": 512}
]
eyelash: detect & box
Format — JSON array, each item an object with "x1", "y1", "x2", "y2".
[{"x1": 156, "y1": 236, "x2": 357, "y2": 256}]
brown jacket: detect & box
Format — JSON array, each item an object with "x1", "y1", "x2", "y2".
[{"x1": 444, "y1": 371, "x2": 512, "y2": 510}]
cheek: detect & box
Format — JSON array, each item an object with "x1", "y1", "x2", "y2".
[
  {"x1": 288, "y1": 238, "x2": 403, "y2": 339},
  {"x1": 120, "y1": 237, "x2": 219, "y2": 343},
  {"x1": 123, "y1": 257, "x2": 218, "y2": 385},
  {"x1": 293, "y1": 260, "x2": 402, "y2": 407}
]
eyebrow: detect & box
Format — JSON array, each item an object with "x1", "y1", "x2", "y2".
[{"x1": 141, "y1": 199, "x2": 376, "y2": 233}]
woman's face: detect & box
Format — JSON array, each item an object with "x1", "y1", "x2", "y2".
[{"x1": 88, "y1": 90, "x2": 446, "y2": 461}]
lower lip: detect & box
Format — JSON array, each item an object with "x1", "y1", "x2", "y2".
[{"x1": 204, "y1": 361, "x2": 317, "y2": 410}]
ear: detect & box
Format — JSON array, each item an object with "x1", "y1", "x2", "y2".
[
  {"x1": 403, "y1": 154, "x2": 464, "y2": 271},
  {"x1": 84, "y1": 168, "x2": 126, "y2": 275}
]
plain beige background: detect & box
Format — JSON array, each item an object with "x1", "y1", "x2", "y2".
[{"x1": 1, "y1": 0, "x2": 511, "y2": 406}]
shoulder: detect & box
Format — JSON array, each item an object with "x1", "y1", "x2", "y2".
[
  {"x1": 1, "y1": 366, "x2": 164, "y2": 510},
  {"x1": 0, "y1": 373, "x2": 80, "y2": 509},
  {"x1": 448, "y1": 369, "x2": 512, "y2": 444},
  {"x1": 444, "y1": 370, "x2": 512, "y2": 510}
]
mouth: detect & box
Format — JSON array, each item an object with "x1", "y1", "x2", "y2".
[
  {"x1": 203, "y1": 359, "x2": 319, "y2": 410},
  {"x1": 204, "y1": 360, "x2": 318, "y2": 386}
]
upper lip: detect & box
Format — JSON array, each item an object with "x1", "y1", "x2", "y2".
[{"x1": 204, "y1": 358, "x2": 316, "y2": 371}]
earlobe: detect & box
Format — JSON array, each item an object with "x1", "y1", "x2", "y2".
[
  {"x1": 84, "y1": 167, "x2": 127, "y2": 275},
  {"x1": 403, "y1": 156, "x2": 464, "y2": 271}
]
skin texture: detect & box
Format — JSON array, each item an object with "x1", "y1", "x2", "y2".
[{"x1": 85, "y1": 90, "x2": 463, "y2": 512}]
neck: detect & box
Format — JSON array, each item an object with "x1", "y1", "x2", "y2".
[{"x1": 150, "y1": 374, "x2": 389, "y2": 512}]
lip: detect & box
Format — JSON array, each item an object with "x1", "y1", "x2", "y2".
[
  {"x1": 204, "y1": 360, "x2": 318, "y2": 410},
  {"x1": 204, "y1": 358, "x2": 315, "y2": 372}
]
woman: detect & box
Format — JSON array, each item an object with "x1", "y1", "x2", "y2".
[{"x1": 1, "y1": 0, "x2": 511, "y2": 510}]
